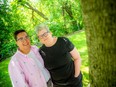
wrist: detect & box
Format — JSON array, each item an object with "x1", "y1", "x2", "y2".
[{"x1": 74, "y1": 71, "x2": 80, "y2": 77}]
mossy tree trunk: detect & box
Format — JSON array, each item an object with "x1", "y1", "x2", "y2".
[{"x1": 80, "y1": 0, "x2": 116, "y2": 87}]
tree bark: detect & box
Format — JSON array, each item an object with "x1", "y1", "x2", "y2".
[{"x1": 80, "y1": 0, "x2": 116, "y2": 87}]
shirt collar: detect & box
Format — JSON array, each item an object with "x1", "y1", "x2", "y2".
[
  {"x1": 17, "y1": 46, "x2": 33, "y2": 57},
  {"x1": 17, "y1": 49, "x2": 27, "y2": 57}
]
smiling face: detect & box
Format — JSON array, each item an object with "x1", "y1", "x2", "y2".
[
  {"x1": 37, "y1": 29, "x2": 53, "y2": 45},
  {"x1": 16, "y1": 32, "x2": 31, "y2": 54}
]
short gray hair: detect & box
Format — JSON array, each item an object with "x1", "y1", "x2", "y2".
[{"x1": 35, "y1": 23, "x2": 50, "y2": 34}]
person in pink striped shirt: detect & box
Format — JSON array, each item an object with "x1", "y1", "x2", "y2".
[{"x1": 8, "y1": 30, "x2": 52, "y2": 87}]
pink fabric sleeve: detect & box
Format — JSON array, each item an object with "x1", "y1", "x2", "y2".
[{"x1": 8, "y1": 60, "x2": 29, "y2": 87}]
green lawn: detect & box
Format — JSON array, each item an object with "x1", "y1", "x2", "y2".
[
  {"x1": 0, "y1": 58, "x2": 12, "y2": 87},
  {"x1": 0, "y1": 30, "x2": 89, "y2": 87}
]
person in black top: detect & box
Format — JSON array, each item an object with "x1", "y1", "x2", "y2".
[{"x1": 35, "y1": 24, "x2": 83, "y2": 87}]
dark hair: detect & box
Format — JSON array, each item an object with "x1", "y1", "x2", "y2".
[{"x1": 14, "y1": 29, "x2": 27, "y2": 41}]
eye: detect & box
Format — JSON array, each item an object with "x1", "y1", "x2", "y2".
[
  {"x1": 25, "y1": 36, "x2": 29, "y2": 39},
  {"x1": 43, "y1": 32, "x2": 47, "y2": 36},
  {"x1": 17, "y1": 37, "x2": 23, "y2": 41},
  {"x1": 19, "y1": 37, "x2": 23, "y2": 41}
]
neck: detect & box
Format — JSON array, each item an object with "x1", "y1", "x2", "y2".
[
  {"x1": 45, "y1": 37, "x2": 57, "y2": 47},
  {"x1": 19, "y1": 47, "x2": 31, "y2": 54}
]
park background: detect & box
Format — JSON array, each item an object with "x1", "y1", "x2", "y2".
[{"x1": 0, "y1": 0, "x2": 115, "y2": 87}]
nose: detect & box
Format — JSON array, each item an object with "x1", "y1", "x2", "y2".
[{"x1": 22, "y1": 38, "x2": 29, "y2": 43}]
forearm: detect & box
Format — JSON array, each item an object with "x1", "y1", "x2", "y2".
[
  {"x1": 70, "y1": 47, "x2": 81, "y2": 77},
  {"x1": 74, "y1": 58, "x2": 81, "y2": 77}
]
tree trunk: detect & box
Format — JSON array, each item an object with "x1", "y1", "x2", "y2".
[{"x1": 80, "y1": 0, "x2": 116, "y2": 87}]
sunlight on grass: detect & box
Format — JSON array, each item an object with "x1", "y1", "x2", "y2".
[{"x1": 0, "y1": 30, "x2": 89, "y2": 87}]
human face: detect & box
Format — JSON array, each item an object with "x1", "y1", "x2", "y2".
[
  {"x1": 37, "y1": 29, "x2": 52, "y2": 44},
  {"x1": 16, "y1": 32, "x2": 31, "y2": 54}
]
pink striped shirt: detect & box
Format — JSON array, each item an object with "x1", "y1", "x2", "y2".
[{"x1": 8, "y1": 45, "x2": 50, "y2": 87}]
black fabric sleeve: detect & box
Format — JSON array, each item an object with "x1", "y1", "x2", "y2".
[{"x1": 62, "y1": 37, "x2": 74, "y2": 52}]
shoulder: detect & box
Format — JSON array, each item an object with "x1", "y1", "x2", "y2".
[
  {"x1": 31, "y1": 45, "x2": 39, "y2": 49},
  {"x1": 58, "y1": 37, "x2": 69, "y2": 43},
  {"x1": 8, "y1": 52, "x2": 19, "y2": 67},
  {"x1": 10, "y1": 52, "x2": 19, "y2": 61},
  {"x1": 39, "y1": 44, "x2": 46, "y2": 50},
  {"x1": 31, "y1": 45, "x2": 40, "y2": 52},
  {"x1": 59, "y1": 36, "x2": 68, "y2": 40}
]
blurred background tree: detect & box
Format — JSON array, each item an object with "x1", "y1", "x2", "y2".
[
  {"x1": 80, "y1": 0, "x2": 116, "y2": 87},
  {"x1": 0, "y1": 0, "x2": 25, "y2": 61}
]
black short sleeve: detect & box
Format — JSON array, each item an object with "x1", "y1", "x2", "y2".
[{"x1": 62, "y1": 37, "x2": 74, "y2": 52}]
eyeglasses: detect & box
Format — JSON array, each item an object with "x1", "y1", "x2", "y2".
[
  {"x1": 38, "y1": 31, "x2": 49, "y2": 39},
  {"x1": 17, "y1": 36, "x2": 29, "y2": 42}
]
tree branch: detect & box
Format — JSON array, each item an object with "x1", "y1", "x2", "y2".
[{"x1": 25, "y1": 2, "x2": 48, "y2": 20}]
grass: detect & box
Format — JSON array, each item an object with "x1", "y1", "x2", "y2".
[
  {"x1": 0, "y1": 58, "x2": 12, "y2": 87},
  {"x1": 0, "y1": 30, "x2": 89, "y2": 87}
]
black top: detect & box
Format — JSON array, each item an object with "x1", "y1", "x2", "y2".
[{"x1": 39, "y1": 37, "x2": 75, "y2": 84}]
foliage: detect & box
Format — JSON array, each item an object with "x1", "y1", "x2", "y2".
[
  {"x1": 0, "y1": 0, "x2": 83, "y2": 61},
  {"x1": 0, "y1": 58, "x2": 12, "y2": 87},
  {"x1": 0, "y1": 0, "x2": 16, "y2": 61}
]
